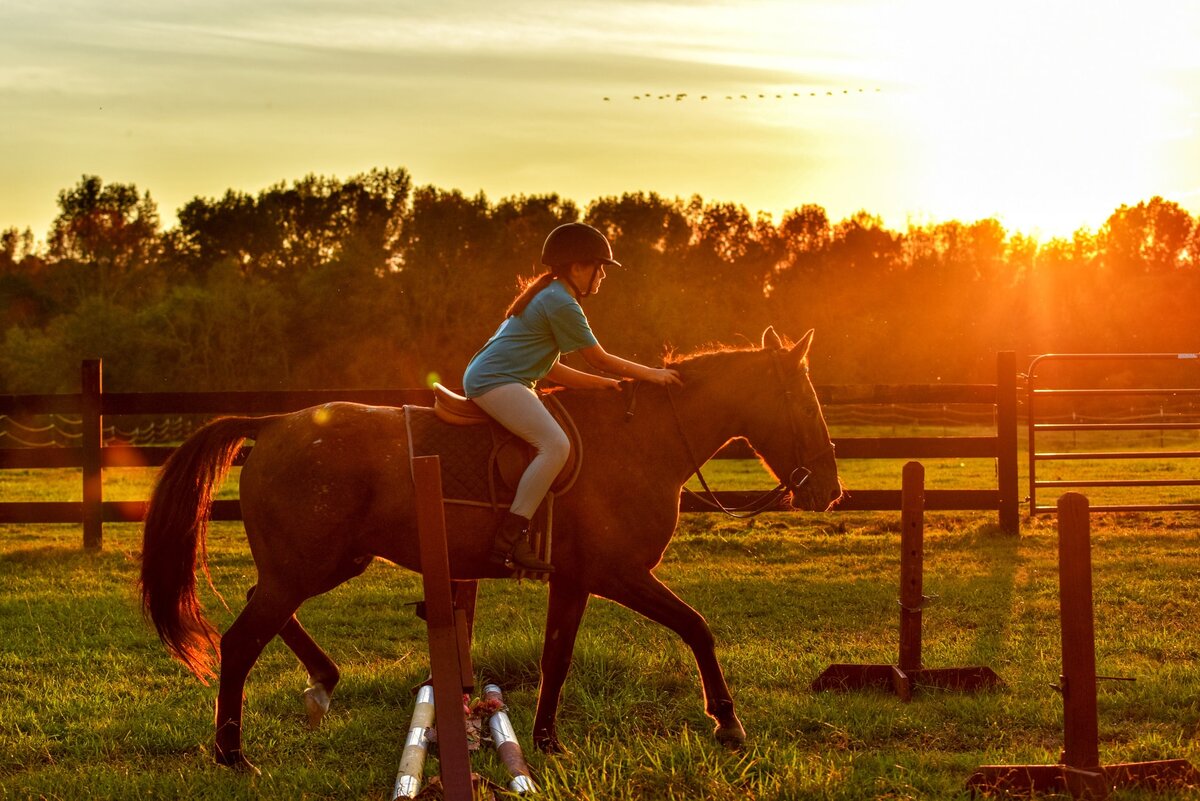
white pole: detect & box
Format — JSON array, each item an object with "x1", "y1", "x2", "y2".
[
  {"x1": 484, "y1": 683, "x2": 536, "y2": 794},
  {"x1": 392, "y1": 684, "x2": 435, "y2": 799}
]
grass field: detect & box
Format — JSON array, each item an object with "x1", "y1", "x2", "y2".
[{"x1": 3, "y1": 456, "x2": 1200, "y2": 799}]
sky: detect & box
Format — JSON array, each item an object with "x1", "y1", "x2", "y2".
[{"x1": 3, "y1": 0, "x2": 1200, "y2": 241}]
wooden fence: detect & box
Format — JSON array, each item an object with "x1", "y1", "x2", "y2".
[{"x1": 0, "y1": 353, "x2": 1019, "y2": 547}]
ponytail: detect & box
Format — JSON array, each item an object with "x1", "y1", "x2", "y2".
[{"x1": 504, "y1": 270, "x2": 557, "y2": 318}]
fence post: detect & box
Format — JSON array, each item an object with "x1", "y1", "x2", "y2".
[
  {"x1": 81, "y1": 359, "x2": 103, "y2": 550},
  {"x1": 996, "y1": 351, "x2": 1019, "y2": 534},
  {"x1": 897, "y1": 461, "x2": 924, "y2": 675},
  {"x1": 1057, "y1": 492, "x2": 1100, "y2": 770}
]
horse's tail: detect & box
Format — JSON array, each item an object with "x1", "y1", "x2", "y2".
[{"x1": 139, "y1": 415, "x2": 273, "y2": 683}]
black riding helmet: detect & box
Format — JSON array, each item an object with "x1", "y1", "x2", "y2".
[
  {"x1": 542, "y1": 222, "x2": 619, "y2": 298},
  {"x1": 541, "y1": 222, "x2": 622, "y2": 269}
]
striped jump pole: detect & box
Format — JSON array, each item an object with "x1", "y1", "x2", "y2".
[
  {"x1": 967, "y1": 493, "x2": 1200, "y2": 798},
  {"x1": 392, "y1": 685, "x2": 435, "y2": 799},
  {"x1": 484, "y1": 684, "x2": 537, "y2": 794},
  {"x1": 812, "y1": 462, "x2": 1003, "y2": 698}
]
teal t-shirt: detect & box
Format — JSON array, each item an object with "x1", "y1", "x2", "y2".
[{"x1": 463, "y1": 280, "x2": 599, "y2": 398}]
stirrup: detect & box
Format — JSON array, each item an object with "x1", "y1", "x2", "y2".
[{"x1": 508, "y1": 544, "x2": 554, "y2": 573}]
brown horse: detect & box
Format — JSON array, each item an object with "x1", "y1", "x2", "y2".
[{"x1": 139, "y1": 326, "x2": 841, "y2": 772}]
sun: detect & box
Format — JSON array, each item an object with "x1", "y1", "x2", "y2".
[{"x1": 862, "y1": 0, "x2": 1198, "y2": 237}]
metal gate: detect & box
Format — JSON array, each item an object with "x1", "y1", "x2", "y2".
[{"x1": 1027, "y1": 352, "x2": 1200, "y2": 514}]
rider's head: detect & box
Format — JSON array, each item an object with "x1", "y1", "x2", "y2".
[{"x1": 541, "y1": 223, "x2": 620, "y2": 298}]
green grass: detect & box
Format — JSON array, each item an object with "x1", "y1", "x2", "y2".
[
  {"x1": 4, "y1": 496, "x2": 1200, "y2": 799},
  {"x1": 3, "y1": 434, "x2": 1200, "y2": 799}
]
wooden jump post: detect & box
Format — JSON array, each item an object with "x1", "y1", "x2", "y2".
[
  {"x1": 967, "y1": 493, "x2": 1200, "y2": 798},
  {"x1": 811, "y1": 461, "x2": 1003, "y2": 699},
  {"x1": 406, "y1": 455, "x2": 475, "y2": 801}
]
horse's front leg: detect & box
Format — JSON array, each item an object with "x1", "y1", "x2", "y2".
[
  {"x1": 600, "y1": 571, "x2": 746, "y2": 749},
  {"x1": 532, "y1": 578, "x2": 590, "y2": 754}
]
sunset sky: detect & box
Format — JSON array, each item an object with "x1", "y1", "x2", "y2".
[{"x1": 3, "y1": 0, "x2": 1199, "y2": 241}]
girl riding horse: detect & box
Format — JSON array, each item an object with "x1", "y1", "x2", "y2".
[{"x1": 463, "y1": 222, "x2": 682, "y2": 572}]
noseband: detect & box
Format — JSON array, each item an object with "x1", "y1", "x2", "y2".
[{"x1": 663, "y1": 350, "x2": 834, "y2": 519}]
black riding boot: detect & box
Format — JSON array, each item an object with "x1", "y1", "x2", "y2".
[{"x1": 490, "y1": 512, "x2": 555, "y2": 573}]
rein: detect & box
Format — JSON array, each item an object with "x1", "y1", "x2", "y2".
[{"x1": 662, "y1": 350, "x2": 833, "y2": 519}]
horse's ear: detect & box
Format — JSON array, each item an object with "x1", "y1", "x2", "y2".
[
  {"x1": 761, "y1": 326, "x2": 784, "y2": 351},
  {"x1": 787, "y1": 329, "x2": 815, "y2": 366}
]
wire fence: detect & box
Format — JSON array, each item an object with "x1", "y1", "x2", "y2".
[{"x1": 0, "y1": 415, "x2": 199, "y2": 448}]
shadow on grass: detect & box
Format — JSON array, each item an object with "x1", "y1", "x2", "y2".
[
  {"x1": 0, "y1": 544, "x2": 135, "y2": 570},
  {"x1": 928, "y1": 523, "x2": 1020, "y2": 673}
]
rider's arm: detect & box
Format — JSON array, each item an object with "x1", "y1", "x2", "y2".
[
  {"x1": 578, "y1": 345, "x2": 682, "y2": 386},
  {"x1": 545, "y1": 359, "x2": 621, "y2": 390}
]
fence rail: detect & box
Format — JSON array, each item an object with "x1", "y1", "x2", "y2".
[
  {"x1": 1, "y1": 354, "x2": 1020, "y2": 546},
  {"x1": 1027, "y1": 352, "x2": 1200, "y2": 514}
]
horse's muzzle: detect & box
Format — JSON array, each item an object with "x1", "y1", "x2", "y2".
[
  {"x1": 786, "y1": 466, "x2": 843, "y2": 512},
  {"x1": 785, "y1": 466, "x2": 812, "y2": 493}
]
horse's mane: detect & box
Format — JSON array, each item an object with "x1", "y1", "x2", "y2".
[{"x1": 664, "y1": 334, "x2": 795, "y2": 375}]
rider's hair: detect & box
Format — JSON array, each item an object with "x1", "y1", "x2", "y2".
[{"x1": 504, "y1": 270, "x2": 558, "y2": 318}]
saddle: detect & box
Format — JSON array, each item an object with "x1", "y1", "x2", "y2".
[{"x1": 403, "y1": 384, "x2": 581, "y2": 507}]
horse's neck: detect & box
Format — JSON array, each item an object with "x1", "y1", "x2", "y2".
[
  {"x1": 660, "y1": 379, "x2": 742, "y2": 465},
  {"x1": 626, "y1": 381, "x2": 743, "y2": 483},
  {"x1": 561, "y1": 382, "x2": 740, "y2": 486}
]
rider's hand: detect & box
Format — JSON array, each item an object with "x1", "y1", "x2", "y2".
[{"x1": 647, "y1": 368, "x2": 683, "y2": 387}]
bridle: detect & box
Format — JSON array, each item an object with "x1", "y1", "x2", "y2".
[{"x1": 660, "y1": 349, "x2": 835, "y2": 519}]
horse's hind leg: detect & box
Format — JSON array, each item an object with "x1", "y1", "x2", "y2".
[
  {"x1": 215, "y1": 581, "x2": 303, "y2": 772},
  {"x1": 532, "y1": 579, "x2": 590, "y2": 754},
  {"x1": 600, "y1": 571, "x2": 746, "y2": 749},
  {"x1": 245, "y1": 586, "x2": 339, "y2": 729},
  {"x1": 245, "y1": 555, "x2": 373, "y2": 729}
]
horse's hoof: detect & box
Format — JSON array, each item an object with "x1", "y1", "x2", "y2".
[
  {"x1": 303, "y1": 681, "x2": 332, "y2": 729},
  {"x1": 533, "y1": 732, "x2": 569, "y2": 756},
  {"x1": 714, "y1": 722, "x2": 747, "y2": 750},
  {"x1": 216, "y1": 750, "x2": 262, "y2": 776}
]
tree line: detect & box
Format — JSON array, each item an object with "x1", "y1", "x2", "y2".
[{"x1": 2, "y1": 170, "x2": 1198, "y2": 395}]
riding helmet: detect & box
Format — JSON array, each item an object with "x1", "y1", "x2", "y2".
[{"x1": 541, "y1": 222, "x2": 622, "y2": 269}]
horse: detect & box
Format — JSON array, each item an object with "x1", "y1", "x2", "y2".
[{"x1": 139, "y1": 326, "x2": 841, "y2": 772}]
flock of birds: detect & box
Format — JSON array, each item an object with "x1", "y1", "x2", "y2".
[{"x1": 603, "y1": 88, "x2": 882, "y2": 101}]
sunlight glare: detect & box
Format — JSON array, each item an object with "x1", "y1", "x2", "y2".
[{"x1": 863, "y1": 0, "x2": 1200, "y2": 236}]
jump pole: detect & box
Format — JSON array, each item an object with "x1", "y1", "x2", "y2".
[
  {"x1": 811, "y1": 461, "x2": 1003, "y2": 699},
  {"x1": 484, "y1": 684, "x2": 537, "y2": 794},
  {"x1": 967, "y1": 493, "x2": 1200, "y2": 798},
  {"x1": 392, "y1": 684, "x2": 435, "y2": 799},
  {"x1": 407, "y1": 455, "x2": 474, "y2": 801}
]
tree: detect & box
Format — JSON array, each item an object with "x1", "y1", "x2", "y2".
[
  {"x1": 491, "y1": 194, "x2": 579, "y2": 275},
  {"x1": 140, "y1": 265, "x2": 291, "y2": 390},
  {"x1": 0, "y1": 227, "x2": 36, "y2": 272},
  {"x1": 582, "y1": 193, "x2": 692, "y2": 359},
  {"x1": 774, "y1": 204, "x2": 831, "y2": 283},
  {"x1": 831, "y1": 210, "x2": 900, "y2": 279},
  {"x1": 173, "y1": 168, "x2": 412, "y2": 282},
  {"x1": 0, "y1": 228, "x2": 53, "y2": 328},
  {"x1": 48, "y1": 176, "x2": 161, "y2": 303},
  {"x1": 1100, "y1": 196, "x2": 1195, "y2": 274},
  {"x1": 675, "y1": 197, "x2": 773, "y2": 345}
]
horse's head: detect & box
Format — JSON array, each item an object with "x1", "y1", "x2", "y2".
[{"x1": 741, "y1": 327, "x2": 842, "y2": 511}]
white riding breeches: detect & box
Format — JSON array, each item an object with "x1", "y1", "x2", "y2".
[{"x1": 471, "y1": 383, "x2": 569, "y2": 519}]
